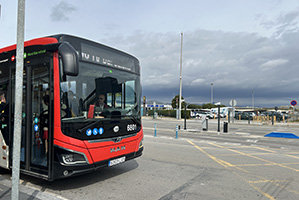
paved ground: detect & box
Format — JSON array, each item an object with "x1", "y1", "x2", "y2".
[
  {"x1": 0, "y1": 173, "x2": 66, "y2": 200},
  {"x1": 1, "y1": 117, "x2": 299, "y2": 199}
]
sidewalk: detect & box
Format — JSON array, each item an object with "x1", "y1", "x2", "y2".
[
  {"x1": 142, "y1": 115, "x2": 299, "y2": 126},
  {"x1": 0, "y1": 175, "x2": 67, "y2": 200}
]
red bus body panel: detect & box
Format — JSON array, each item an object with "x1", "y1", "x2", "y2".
[
  {"x1": 84, "y1": 130, "x2": 143, "y2": 163},
  {"x1": 0, "y1": 37, "x2": 58, "y2": 53}
]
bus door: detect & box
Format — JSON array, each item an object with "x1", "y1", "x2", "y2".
[{"x1": 11, "y1": 59, "x2": 52, "y2": 178}]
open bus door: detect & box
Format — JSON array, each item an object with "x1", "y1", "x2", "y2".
[
  {"x1": 8, "y1": 57, "x2": 53, "y2": 180},
  {"x1": 0, "y1": 131, "x2": 9, "y2": 171}
]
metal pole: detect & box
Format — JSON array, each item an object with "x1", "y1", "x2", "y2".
[
  {"x1": 218, "y1": 105, "x2": 220, "y2": 132},
  {"x1": 176, "y1": 125, "x2": 178, "y2": 139},
  {"x1": 184, "y1": 104, "x2": 187, "y2": 130},
  {"x1": 154, "y1": 123, "x2": 157, "y2": 137},
  {"x1": 179, "y1": 32, "x2": 183, "y2": 119},
  {"x1": 252, "y1": 90, "x2": 254, "y2": 112},
  {"x1": 12, "y1": 0, "x2": 25, "y2": 199},
  {"x1": 231, "y1": 100, "x2": 235, "y2": 124},
  {"x1": 211, "y1": 83, "x2": 213, "y2": 104},
  {"x1": 143, "y1": 96, "x2": 146, "y2": 116}
]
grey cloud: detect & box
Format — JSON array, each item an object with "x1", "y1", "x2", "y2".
[
  {"x1": 103, "y1": 29, "x2": 299, "y2": 106},
  {"x1": 50, "y1": 1, "x2": 76, "y2": 22}
]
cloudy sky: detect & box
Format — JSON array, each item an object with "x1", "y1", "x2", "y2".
[{"x1": 1, "y1": 0, "x2": 299, "y2": 107}]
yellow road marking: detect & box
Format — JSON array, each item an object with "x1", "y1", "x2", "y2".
[
  {"x1": 248, "y1": 153, "x2": 273, "y2": 155},
  {"x1": 248, "y1": 180, "x2": 287, "y2": 184},
  {"x1": 209, "y1": 142, "x2": 299, "y2": 172},
  {"x1": 287, "y1": 154, "x2": 299, "y2": 160},
  {"x1": 235, "y1": 162, "x2": 299, "y2": 167},
  {"x1": 251, "y1": 146, "x2": 276, "y2": 153},
  {"x1": 187, "y1": 140, "x2": 232, "y2": 168},
  {"x1": 187, "y1": 140, "x2": 297, "y2": 200}
]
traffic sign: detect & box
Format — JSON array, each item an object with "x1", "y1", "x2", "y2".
[
  {"x1": 291, "y1": 100, "x2": 297, "y2": 106},
  {"x1": 229, "y1": 99, "x2": 237, "y2": 107}
]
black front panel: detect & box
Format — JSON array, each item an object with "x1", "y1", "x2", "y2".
[{"x1": 61, "y1": 118, "x2": 141, "y2": 140}]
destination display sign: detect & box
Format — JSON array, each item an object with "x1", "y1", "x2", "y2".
[{"x1": 80, "y1": 43, "x2": 136, "y2": 72}]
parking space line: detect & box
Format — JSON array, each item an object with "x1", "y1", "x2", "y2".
[
  {"x1": 187, "y1": 140, "x2": 275, "y2": 200},
  {"x1": 234, "y1": 163, "x2": 274, "y2": 167},
  {"x1": 215, "y1": 152, "x2": 274, "y2": 157},
  {"x1": 248, "y1": 153, "x2": 274, "y2": 156},
  {"x1": 235, "y1": 162, "x2": 299, "y2": 167},
  {"x1": 209, "y1": 142, "x2": 299, "y2": 172},
  {"x1": 187, "y1": 140, "x2": 234, "y2": 168},
  {"x1": 216, "y1": 153, "x2": 244, "y2": 157},
  {"x1": 249, "y1": 180, "x2": 288, "y2": 184},
  {"x1": 287, "y1": 155, "x2": 299, "y2": 160},
  {"x1": 251, "y1": 146, "x2": 276, "y2": 153},
  {"x1": 221, "y1": 145, "x2": 276, "y2": 153}
]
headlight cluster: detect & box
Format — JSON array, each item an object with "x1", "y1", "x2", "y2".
[
  {"x1": 55, "y1": 146, "x2": 89, "y2": 166},
  {"x1": 139, "y1": 139, "x2": 143, "y2": 149},
  {"x1": 61, "y1": 153, "x2": 87, "y2": 165}
]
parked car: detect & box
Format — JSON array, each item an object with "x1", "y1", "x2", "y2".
[
  {"x1": 234, "y1": 112, "x2": 252, "y2": 120},
  {"x1": 260, "y1": 111, "x2": 285, "y2": 121}
]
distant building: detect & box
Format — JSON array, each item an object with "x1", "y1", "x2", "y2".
[{"x1": 143, "y1": 104, "x2": 172, "y2": 110}]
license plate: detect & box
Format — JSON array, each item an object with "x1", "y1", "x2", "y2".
[{"x1": 109, "y1": 156, "x2": 126, "y2": 167}]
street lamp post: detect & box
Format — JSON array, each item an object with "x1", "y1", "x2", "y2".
[
  {"x1": 211, "y1": 83, "x2": 213, "y2": 104},
  {"x1": 179, "y1": 32, "x2": 183, "y2": 119},
  {"x1": 252, "y1": 90, "x2": 254, "y2": 111}
]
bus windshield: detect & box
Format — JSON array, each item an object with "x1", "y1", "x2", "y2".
[{"x1": 60, "y1": 61, "x2": 141, "y2": 140}]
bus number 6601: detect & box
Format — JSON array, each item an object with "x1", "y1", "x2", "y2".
[{"x1": 127, "y1": 124, "x2": 137, "y2": 131}]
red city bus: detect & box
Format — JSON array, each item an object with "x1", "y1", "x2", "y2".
[{"x1": 0, "y1": 34, "x2": 143, "y2": 180}]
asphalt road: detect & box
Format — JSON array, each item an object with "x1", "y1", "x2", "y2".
[{"x1": 2, "y1": 117, "x2": 299, "y2": 200}]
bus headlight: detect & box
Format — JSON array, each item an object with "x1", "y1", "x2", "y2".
[
  {"x1": 139, "y1": 139, "x2": 143, "y2": 149},
  {"x1": 55, "y1": 146, "x2": 89, "y2": 165},
  {"x1": 61, "y1": 153, "x2": 87, "y2": 165}
]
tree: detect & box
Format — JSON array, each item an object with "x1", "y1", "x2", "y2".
[
  {"x1": 188, "y1": 104, "x2": 202, "y2": 109},
  {"x1": 202, "y1": 103, "x2": 226, "y2": 109},
  {"x1": 171, "y1": 95, "x2": 187, "y2": 109},
  {"x1": 202, "y1": 103, "x2": 215, "y2": 109}
]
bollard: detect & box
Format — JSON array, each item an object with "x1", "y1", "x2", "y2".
[
  {"x1": 176, "y1": 125, "x2": 178, "y2": 139},
  {"x1": 223, "y1": 122, "x2": 228, "y2": 133},
  {"x1": 202, "y1": 118, "x2": 208, "y2": 131},
  {"x1": 154, "y1": 123, "x2": 157, "y2": 137},
  {"x1": 206, "y1": 118, "x2": 208, "y2": 131}
]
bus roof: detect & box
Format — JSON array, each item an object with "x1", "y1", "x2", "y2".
[
  {"x1": 0, "y1": 37, "x2": 58, "y2": 53},
  {"x1": 0, "y1": 34, "x2": 138, "y2": 61},
  {"x1": 50, "y1": 34, "x2": 138, "y2": 60}
]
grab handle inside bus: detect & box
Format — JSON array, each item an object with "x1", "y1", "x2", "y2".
[{"x1": 58, "y1": 42, "x2": 79, "y2": 76}]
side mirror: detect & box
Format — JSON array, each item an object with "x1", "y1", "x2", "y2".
[{"x1": 59, "y1": 42, "x2": 79, "y2": 76}]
